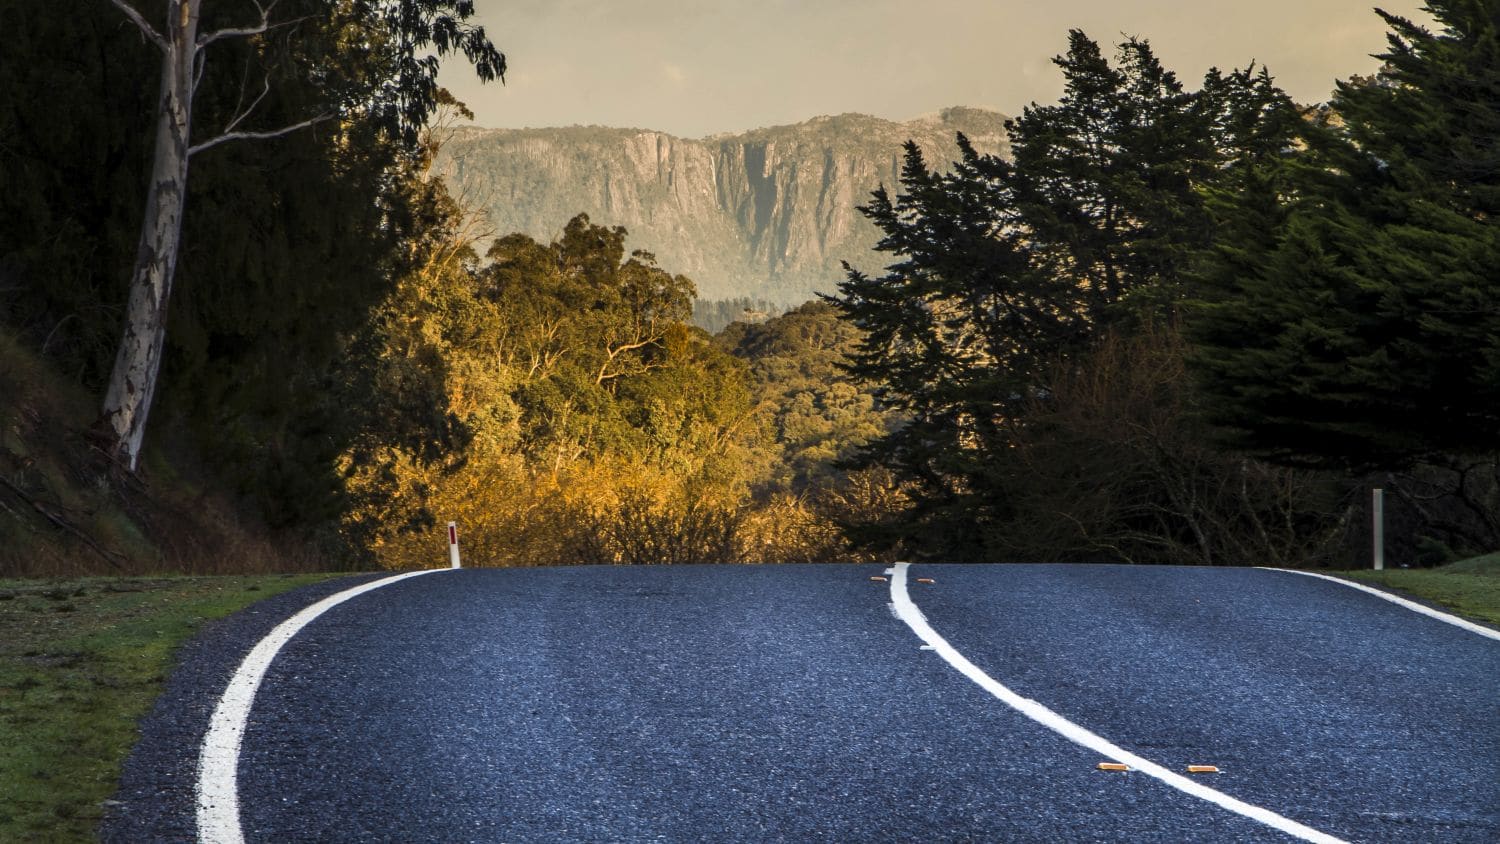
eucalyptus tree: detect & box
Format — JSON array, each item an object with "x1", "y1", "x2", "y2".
[{"x1": 100, "y1": 0, "x2": 502, "y2": 470}]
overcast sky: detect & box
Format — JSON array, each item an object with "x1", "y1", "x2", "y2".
[{"x1": 436, "y1": 0, "x2": 1432, "y2": 138}]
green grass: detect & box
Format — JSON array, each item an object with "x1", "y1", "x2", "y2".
[
  {"x1": 0, "y1": 574, "x2": 343, "y2": 841},
  {"x1": 1339, "y1": 552, "x2": 1500, "y2": 628},
  {"x1": 1433, "y1": 551, "x2": 1500, "y2": 575}
]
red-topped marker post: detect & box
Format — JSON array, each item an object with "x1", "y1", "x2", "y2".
[{"x1": 447, "y1": 521, "x2": 461, "y2": 569}]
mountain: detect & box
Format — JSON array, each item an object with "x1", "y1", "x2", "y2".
[{"x1": 433, "y1": 107, "x2": 1010, "y2": 304}]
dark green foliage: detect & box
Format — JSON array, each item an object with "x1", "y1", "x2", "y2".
[
  {"x1": 1007, "y1": 33, "x2": 1207, "y2": 307},
  {"x1": 829, "y1": 32, "x2": 1301, "y2": 560},
  {"x1": 830, "y1": 141, "x2": 1032, "y2": 557},
  {"x1": 476, "y1": 215, "x2": 714, "y2": 466},
  {"x1": 1188, "y1": 0, "x2": 1500, "y2": 469},
  {"x1": 0, "y1": 2, "x2": 503, "y2": 554},
  {"x1": 0, "y1": 2, "x2": 155, "y2": 383},
  {"x1": 368, "y1": 0, "x2": 506, "y2": 147},
  {"x1": 717, "y1": 301, "x2": 893, "y2": 493}
]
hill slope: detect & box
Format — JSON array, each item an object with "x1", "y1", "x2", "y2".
[
  {"x1": 0, "y1": 332, "x2": 320, "y2": 576},
  {"x1": 434, "y1": 108, "x2": 1010, "y2": 304}
]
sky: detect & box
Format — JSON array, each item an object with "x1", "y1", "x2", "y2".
[{"x1": 436, "y1": 0, "x2": 1434, "y2": 138}]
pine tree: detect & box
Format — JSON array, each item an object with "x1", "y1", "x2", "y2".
[
  {"x1": 1188, "y1": 0, "x2": 1500, "y2": 468},
  {"x1": 829, "y1": 32, "x2": 1300, "y2": 558}
]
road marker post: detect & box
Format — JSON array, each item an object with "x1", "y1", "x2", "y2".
[
  {"x1": 448, "y1": 521, "x2": 461, "y2": 569},
  {"x1": 1372, "y1": 488, "x2": 1384, "y2": 570}
]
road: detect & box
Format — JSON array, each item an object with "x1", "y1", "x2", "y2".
[{"x1": 105, "y1": 564, "x2": 1500, "y2": 842}]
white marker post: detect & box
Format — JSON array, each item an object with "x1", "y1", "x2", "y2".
[
  {"x1": 447, "y1": 521, "x2": 461, "y2": 569},
  {"x1": 1372, "y1": 488, "x2": 1384, "y2": 570}
]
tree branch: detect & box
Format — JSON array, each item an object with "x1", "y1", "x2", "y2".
[
  {"x1": 188, "y1": 113, "x2": 332, "y2": 156},
  {"x1": 0, "y1": 475, "x2": 126, "y2": 571},
  {"x1": 221, "y1": 77, "x2": 273, "y2": 135},
  {"x1": 596, "y1": 336, "x2": 661, "y2": 384},
  {"x1": 107, "y1": 0, "x2": 169, "y2": 51},
  {"x1": 192, "y1": 44, "x2": 208, "y2": 92},
  {"x1": 199, "y1": 13, "x2": 309, "y2": 49}
]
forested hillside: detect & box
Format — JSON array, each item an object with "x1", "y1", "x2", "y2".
[
  {"x1": 338, "y1": 215, "x2": 900, "y2": 567},
  {"x1": 2, "y1": 1, "x2": 1497, "y2": 575},
  {"x1": 0, "y1": 1, "x2": 505, "y2": 573},
  {"x1": 0, "y1": 0, "x2": 894, "y2": 572}
]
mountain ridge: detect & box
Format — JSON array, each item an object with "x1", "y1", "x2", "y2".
[{"x1": 434, "y1": 107, "x2": 1010, "y2": 303}]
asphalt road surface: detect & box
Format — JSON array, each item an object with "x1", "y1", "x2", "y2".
[{"x1": 106, "y1": 564, "x2": 1500, "y2": 842}]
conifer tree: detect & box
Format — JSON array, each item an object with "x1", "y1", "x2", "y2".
[
  {"x1": 1188, "y1": 0, "x2": 1500, "y2": 468},
  {"x1": 830, "y1": 32, "x2": 1300, "y2": 558}
]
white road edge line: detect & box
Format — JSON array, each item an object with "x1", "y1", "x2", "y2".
[
  {"x1": 196, "y1": 569, "x2": 445, "y2": 844},
  {"x1": 1258, "y1": 567, "x2": 1500, "y2": 643},
  {"x1": 887, "y1": 562, "x2": 1347, "y2": 844}
]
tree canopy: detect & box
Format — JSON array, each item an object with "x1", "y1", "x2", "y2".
[
  {"x1": 0, "y1": 1, "x2": 502, "y2": 533},
  {"x1": 338, "y1": 210, "x2": 769, "y2": 567},
  {"x1": 829, "y1": 32, "x2": 1301, "y2": 559},
  {"x1": 1187, "y1": 0, "x2": 1500, "y2": 469}
]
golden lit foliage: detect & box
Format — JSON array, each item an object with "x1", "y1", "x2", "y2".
[{"x1": 338, "y1": 210, "x2": 878, "y2": 567}]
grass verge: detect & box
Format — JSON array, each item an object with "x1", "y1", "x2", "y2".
[
  {"x1": 1338, "y1": 552, "x2": 1500, "y2": 628},
  {"x1": 0, "y1": 573, "x2": 343, "y2": 841}
]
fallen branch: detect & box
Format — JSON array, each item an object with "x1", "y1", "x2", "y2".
[{"x1": 0, "y1": 475, "x2": 126, "y2": 571}]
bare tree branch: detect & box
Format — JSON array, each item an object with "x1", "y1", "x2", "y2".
[
  {"x1": 596, "y1": 336, "x2": 661, "y2": 384},
  {"x1": 221, "y1": 77, "x2": 273, "y2": 135},
  {"x1": 188, "y1": 113, "x2": 332, "y2": 156},
  {"x1": 192, "y1": 43, "x2": 207, "y2": 92},
  {"x1": 107, "y1": 0, "x2": 168, "y2": 51},
  {"x1": 199, "y1": 13, "x2": 309, "y2": 49}
]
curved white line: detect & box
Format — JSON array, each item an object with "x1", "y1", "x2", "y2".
[
  {"x1": 887, "y1": 563, "x2": 1346, "y2": 844},
  {"x1": 1258, "y1": 567, "x2": 1500, "y2": 643},
  {"x1": 196, "y1": 569, "x2": 445, "y2": 844}
]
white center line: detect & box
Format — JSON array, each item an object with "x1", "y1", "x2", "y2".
[
  {"x1": 887, "y1": 562, "x2": 1346, "y2": 844},
  {"x1": 196, "y1": 569, "x2": 445, "y2": 844}
]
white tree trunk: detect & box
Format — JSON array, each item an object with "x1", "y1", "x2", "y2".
[{"x1": 101, "y1": 0, "x2": 198, "y2": 470}]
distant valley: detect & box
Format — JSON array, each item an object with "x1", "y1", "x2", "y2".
[{"x1": 434, "y1": 107, "x2": 1010, "y2": 305}]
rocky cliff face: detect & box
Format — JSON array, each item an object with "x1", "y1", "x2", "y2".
[{"x1": 434, "y1": 107, "x2": 1009, "y2": 304}]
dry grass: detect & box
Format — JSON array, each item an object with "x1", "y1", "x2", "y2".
[{"x1": 0, "y1": 331, "x2": 330, "y2": 578}]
